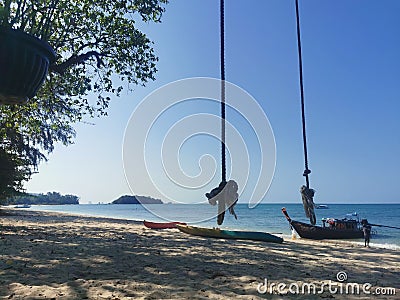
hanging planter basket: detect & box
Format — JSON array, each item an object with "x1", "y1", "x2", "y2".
[{"x1": 0, "y1": 28, "x2": 56, "y2": 105}]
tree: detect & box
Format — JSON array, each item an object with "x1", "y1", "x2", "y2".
[
  {"x1": 0, "y1": 0, "x2": 168, "y2": 196},
  {"x1": 0, "y1": 147, "x2": 31, "y2": 201}
]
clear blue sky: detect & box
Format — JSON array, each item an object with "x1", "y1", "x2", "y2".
[{"x1": 25, "y1": 0, "x2": 400, "y2": 204}]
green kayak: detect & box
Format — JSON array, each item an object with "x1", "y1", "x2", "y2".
[{"x1": 176, "y1": 224, "x2": 283, "y2": 244}]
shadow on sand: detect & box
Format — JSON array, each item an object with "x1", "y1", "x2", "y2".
[{"x1": 1, "y1": 210, "x2": 398, "y2": 299}]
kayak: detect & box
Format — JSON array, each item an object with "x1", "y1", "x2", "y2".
[
  {"x1": 175, "y1": 224, "x2": 283, "y2": 244},
  {"x1": 143, "y1": 220, "x2": 187, "y2": 229}
]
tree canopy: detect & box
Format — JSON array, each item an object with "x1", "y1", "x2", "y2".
[{"x1": 0, "y1": 0, "x2": 168, "y2": 198}]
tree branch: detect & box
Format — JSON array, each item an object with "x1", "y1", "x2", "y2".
[{"x1": 50, "y1": 51, "x2": 105, "y2": 74}]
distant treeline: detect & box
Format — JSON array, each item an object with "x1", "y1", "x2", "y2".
[
  {"x1": 6, "y1": 192, "x2": 79, "y2": 205},
  {"x1": 112, "y1": 195, "x2": 163, "y2": 204}
]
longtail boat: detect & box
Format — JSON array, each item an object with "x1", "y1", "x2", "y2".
[
  {"x1": 176, "y1": 224, "x2": 283, "y2": 244},
  {"x1": 143, "y1": 220, "x2": 187, "y2": 229},
  {"x1": 282, "y1": 208, "x2": 364, "y2": 240}
]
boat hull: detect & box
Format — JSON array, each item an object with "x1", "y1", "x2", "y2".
[
  {"x1": 143, "y1": 220, "x2": 187, "y2": 229},
  {"x1": 316, "y1": 205, "x2": 329, "y2": 209},
  {"x1": 176, "y1": 225, "x2": 283, "y2": 244},
  {"x1": 14, "y1": 204, "x2": 31, "y2": 208},
  {"x1": 291, "y1": 220, "x2": 363, "y2": 240}
]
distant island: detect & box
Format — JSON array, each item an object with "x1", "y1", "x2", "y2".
[
  {"x1": 6, "y1": 192, "x2": 79, "y2": 205},
  {"x1": 112, "y1": 195, "x2": 163, "y2": 204}
]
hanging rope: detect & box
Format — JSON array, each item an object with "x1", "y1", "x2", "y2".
[
  {"x1": 295, "y1": 0, "x2": 316, "y2": 225},
  {"x1": 220, "y1": 0, "x2": 226, "y2": 183},
  {"x1": 295, "y1": 0, "x2": 311, "y2": 188},
  {"x1": 205, "y1": 0, "x2": 238, "y2": 226}
]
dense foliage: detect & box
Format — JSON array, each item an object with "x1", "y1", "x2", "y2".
[
  {"x1": 6, "y1": 191, "x2": 79, "y2": 205},
  {"x1": 0, "y1": 0, "x2": 168, "y2": 198},
  {"x1": 0, "y1": 147, "x2": 31, "y2": 200}
]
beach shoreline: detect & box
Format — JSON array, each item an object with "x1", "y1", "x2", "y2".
[{"x1": 1, "y1": 209, "x2": 398, "y2": 299}]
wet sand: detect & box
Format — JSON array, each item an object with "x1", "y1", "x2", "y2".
[{"x1": 1, "y1": 209, "x2": 398, "y2": 299}]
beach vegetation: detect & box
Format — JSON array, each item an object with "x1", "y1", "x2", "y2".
[
  {"x1": 0, "y1": 0, "x2": 168, "y2": 198},
  {"x1": 0, "y1": 147, "x2": 31, "y2": 200}
]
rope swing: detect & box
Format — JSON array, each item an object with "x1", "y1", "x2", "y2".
[
  {"x1": 295, "y1": 0, "x2": 316, "y2": 225},
  {"x1": 205, "y1": 0, "x2": 238, "y2": 226}
]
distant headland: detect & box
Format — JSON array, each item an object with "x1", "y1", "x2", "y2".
[
  {"x1": 5, "y1": 192, "x2": 79, "y2": 205},
  {"x1": 112, "y1": 195, "x2": 163, "y2": 204},
  {"x1": 3, "y1": 193, "x2": 164, "y2": 206}
]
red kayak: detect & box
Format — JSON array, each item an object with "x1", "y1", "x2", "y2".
[{"x1": 143, "y1": 220, "x2": 187, "y2": 229}]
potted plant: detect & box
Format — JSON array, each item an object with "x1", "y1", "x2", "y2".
[
  {"x1": 0, "y1": 0, "x2": 56, "y2": 105},
  {"x1": 0, "y1": 0, "x2": 167, "y2": 107}
]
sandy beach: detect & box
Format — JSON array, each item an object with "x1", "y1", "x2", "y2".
[{"x1": 0, "y1": 209, "x2": 398, "y2": 299}]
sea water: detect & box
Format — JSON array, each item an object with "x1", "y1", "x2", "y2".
[{"x1": 27, "y1": 203, "x2": 400, "y2": 250}]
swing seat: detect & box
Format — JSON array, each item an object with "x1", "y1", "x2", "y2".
[{"x1": 206, "y1": 180, "x2": 239, "y2": 225}]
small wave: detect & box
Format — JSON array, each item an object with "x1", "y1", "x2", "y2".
[
  {"x1": 282, "y1": 234, "x2": 400, "y2": 250},
  {"x1": 349, "y1": 241, "x2": 400, "y2": 250},
  {"x1": 368, "y1": 242, "x2": 400, "y2": 250}
]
